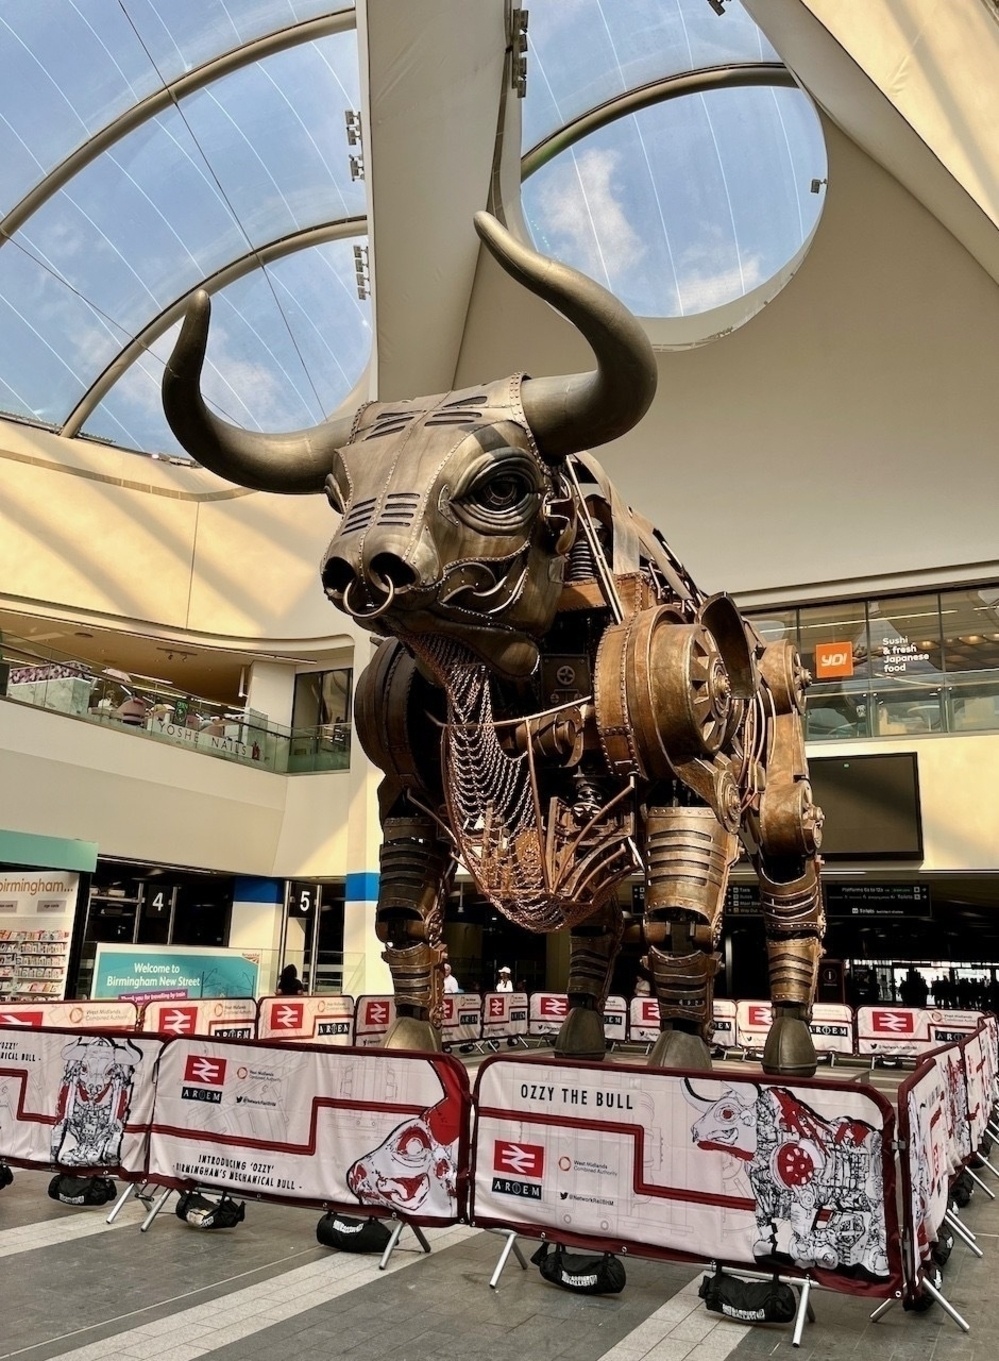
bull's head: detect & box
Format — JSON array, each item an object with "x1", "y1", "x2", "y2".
[
  {"x1": 683, "y1": 1080, "x2": 758, "y2": 1162},
  {"x1": 162, "y1": 214, "x2": 656, "y2": 679}
]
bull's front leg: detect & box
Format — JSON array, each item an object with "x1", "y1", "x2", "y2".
[
  {"x1": 756, "y1": 853, "x2": 823, "y2": 1076},
  {"x1": 554, "y1": 898, "x2": 624, "y2": 1062},
  {"x1": 376, "y1": 804, "x2": 456, "y2": 1052},
  {"x1": 642, "y1": 805, "x2": 738, "y2": 1071}
]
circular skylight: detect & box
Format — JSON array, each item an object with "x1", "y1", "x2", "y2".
[{"x1": 521, "y1": 0, "x2": 827, "y2": 331}]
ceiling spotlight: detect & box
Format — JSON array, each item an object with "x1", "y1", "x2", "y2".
[
  {"x1": 705, "y1": 0, "x2": 733, "y2": 12},
  {"x1": 810, "y1": 177, "x2": 828, "y2": 194}
]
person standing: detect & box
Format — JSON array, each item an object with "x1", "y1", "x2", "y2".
[
  {"x1": 495, "y1": 966, "x2": 513, "y2": 992},
  {"x1": 443, "y1": 963, "x2": 460, "y2": 993},
  {"x1": 277, "y1": 963, "x2": 304, "y2": 995}
]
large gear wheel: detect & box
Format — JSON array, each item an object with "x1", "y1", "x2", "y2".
[{"x1": 595, "y1": 609, "x2": 733, "y2": 780}]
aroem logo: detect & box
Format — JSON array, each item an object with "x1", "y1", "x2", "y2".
[
  {"x1": 183, "y1": 1054, "x2": 227, "y2": 1086},
  {"x1": 814, "y1": 641, "x2": 854, "y2": 679}
]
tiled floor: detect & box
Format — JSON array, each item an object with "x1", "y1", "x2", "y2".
[{"x1": 1, "y1": 1151, "x2": 995, "y2": 1361}]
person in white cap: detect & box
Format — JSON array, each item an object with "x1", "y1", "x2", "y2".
[{"x1": 495, "y1": 966, "x2": 513, "y2": 992}]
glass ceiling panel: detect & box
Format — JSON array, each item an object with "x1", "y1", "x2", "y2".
[
  {"x1": 0, "y1": 32, "x2": 362, "y2": 427},
  {"x1": 0, "y1": 1, "x2": 347, "y2": 220},
  {"x1": 522, "y1": 84, "x2": 825, "y2": 319},
  {"x1": 82, "y1": 238, "x2": 371, "y2": 457},
  {"x1": 523, "y1": 0, "x2": 778, "y2": 150},
  {"x1": 122, "y1": 0, "x2": 349, "y2": 82}
]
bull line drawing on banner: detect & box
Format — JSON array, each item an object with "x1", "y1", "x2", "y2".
[
  {"x1": 683, "y1": 1079, "x2": 890, "y2": 1278},
  {"x1": 347, "y1": 1062, "x2": 464, "y2": 1218},
  {"x1": 50, "y1": 1035, "x2": 142, "y2": 1167},
  {"x1": 163, "y1": 212, "x2": 825, "y2": 1078}
]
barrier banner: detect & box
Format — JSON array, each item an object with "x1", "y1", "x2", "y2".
[
  {"x1": 0, "y1": 1000, "x2": 139, "y2": 1030},
  {"x1": 928, "y1": 1009, "x2": 986, "y2": 1047},
  {"x1": 857, "y1": 1007, "x2": 935, "y2": 1057},
  {"x1": 931, "y1": 1042, "x2": 972, "y2": 1173},
  {"x1": 982, "y1": 1015, "x2": 999, "y2": 1100},
  {"x1": 140, "y1": 997, "x2": 256, "y2": 1039},
  {"x1": 529, "y1": 993, "x2": 568, "y2": 1038},
  {"x1": 810, "y1": 1003, "x2": 854, "y2": 1056},
  {"x1": 898, "y1": 1057, "x2": 952, "y2": 1277},
  {"x1": 603, "y1": 995, "x2": 628, "y2": 1045},
  {"x1": 257, "y1": 995, "x2": 354, "y2": 1046},
  {"x1": 735, "y1": 1000, "x2": 773, "y2": 1051},
  {"x1": 471, "y1": 1057, "x2": 902, "y2": 1296},
  {"x1": 711, "y1": 999, "x2": 737, "y2": 1051},
  {"x1": 441, "y1": 994, "x2": 482, "y2": 1046},
  {"x1": 353, "y1": 996, "x2": 396, "y2": 1047},
  {"x1": 482, "y1": 992, "x2": 528, "y2": 1042},
  {"x1": 628, "y1": 996, "x2": 660, "y2": 1044},
  {"x1": 0, "y1": 1025, "x2": 163, "y2": 1174},
  {"x1": 147, "y1": 1039, "x2": 470, "y2": 1222},
  {"x1": 963, "y1": 1028, "x2": 991, "y2": 1152}
]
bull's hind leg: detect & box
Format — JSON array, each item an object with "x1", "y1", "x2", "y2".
[
  {"x1": 375, "y1": 807, "x2": 456, "y2": 1051},
  {"x1": 554, "y1": 899, "x2": 623, "y2": 1061},
  {"x1": 757, "y1": 855, "x2": 823, "y2": 1077},
  {"x1": 643, "y1": 805, "x2": 738, "y2": 1071}
]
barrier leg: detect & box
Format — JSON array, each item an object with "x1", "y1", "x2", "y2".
[
  {"x1": 791, "y1": 1277, "x2": 813, "y2": 1348},
  {"x1": 945, "y1": 1210, "x2": 984, "y2": 1258},
  {"x1": 106, "y1": 1181, "x2": 139, "y2": 1225},
  {"x1": 921, "y1": 1276, "x2": 971, "y2": 1333},
  {"x1": 378, "y1": 1219, "x2": 432, "y2": 1270},
  {"x1": 486, "y1": 1229, "x2": 528, "y2": 1289},
  {"x1": 870, "y1": 1295, "x2": 898, "y2": 1322},
  {"x1": 967, "y1": 1167, "x2": 996, "y2": 1201},
  {"x1": 140, "y1": 1186, "x2": 174, "y2": 1232},
  {"x1": 976, "y1": 1153, "x2": 999, "y2": 1182}
]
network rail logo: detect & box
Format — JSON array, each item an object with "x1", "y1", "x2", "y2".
[
  {"x1": 181, "y1": 1053, "x2": 227, "y2": 1103},
  {"x1": 491, "y1": 1140, "x2": 544, "y2": 1199}
]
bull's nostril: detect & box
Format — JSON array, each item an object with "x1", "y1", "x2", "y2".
[
  {"x1": 369, "y1": 553, "x2": 418, "y2": 593},
  {"x1": 322, "y1": 557, "x2": 356, "y2": 598}
]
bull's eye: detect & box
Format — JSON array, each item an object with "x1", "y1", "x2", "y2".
[
  {"x1": 452, "y1": 453, "x2": 542, "y2": 533},
  {"x1": 473, "y1": 471, "x2": 532, "y2": 512}
]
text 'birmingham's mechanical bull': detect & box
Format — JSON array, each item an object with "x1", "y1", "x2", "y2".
[{"x1": 163, "y1": 212, "x2": 824, "y2": 1077}]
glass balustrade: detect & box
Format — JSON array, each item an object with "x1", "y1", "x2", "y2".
[{"x1": 0, "y1": 631, "x2": 350, "y2": 774}]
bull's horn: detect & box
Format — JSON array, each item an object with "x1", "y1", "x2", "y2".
[
  {"x1": 162, "y1": 291, "x2": 356, "y2": 494},
  {"x1": 473, "y1": 212, "x2": 657, "y2": 461}
]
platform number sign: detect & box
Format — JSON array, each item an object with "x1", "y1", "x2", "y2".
[{"x1": 289, "y1": 882, "x2": 321, "y2": 918}]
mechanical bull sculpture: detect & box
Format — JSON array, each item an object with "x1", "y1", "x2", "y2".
[{"x1": 163, "y1": 212, "x2": 824, "y2": 1076}]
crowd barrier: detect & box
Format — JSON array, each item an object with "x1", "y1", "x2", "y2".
[
  {"x1": 257, "y1": 995, "x2": 354, "y2": 1045},
  {"x1": 481, "y1": 992, "x2": 528, "y2": 1045},
  {"x1": 0, "y1": 999, "x2": 140, "y2": 1030},
  {"x1": 1, "y1": 1014, "x2": 996, "y2": 1334},
  {"x1": 471, "y1": 1055, "x2": 904, "y2": 1302},
  {"x1": 140, "y1": 997, "x2": 257, "y2": 1038},
  {"x1": 0, "y1": 993, "x2": 987, "y2": 1059}
]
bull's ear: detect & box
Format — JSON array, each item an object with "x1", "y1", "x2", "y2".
[
  {"x1": 474, "y1": 212, "x2": 656, "y2": 460},
  {"x1": 541, "y1": 491, "x2": 576, "y2": 554}
]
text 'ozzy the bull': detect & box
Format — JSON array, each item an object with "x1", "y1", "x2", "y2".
[{"x1": 163, "y1": 212, "x2": 825, "y2": 1077}]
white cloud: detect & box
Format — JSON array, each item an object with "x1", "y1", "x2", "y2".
[
  {"x1": 675, "y1": 242, "x2": 766, "y2": 314},
  {"x1": 535, "y1": 147, "x2": 645, "y2": 289}
]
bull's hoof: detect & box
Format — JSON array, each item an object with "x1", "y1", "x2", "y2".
[
  {"x1": 761, "y1": 1014, "x2": 817, "y2": 1077},
  {"x1": 554, "y1": 1008, "x2": 606, "y2": 1062},
  {"x1": 383, "y1": 1017, "x2": 442, "y2": 1052},
  {"x1": 647, "y1": 1029, "x2": 712, "y2": 1071}
]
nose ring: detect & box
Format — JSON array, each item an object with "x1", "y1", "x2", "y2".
[{"x1": 343, "y1": 575, "x2": 396, "y2": 620}]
